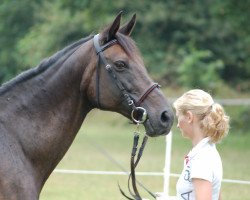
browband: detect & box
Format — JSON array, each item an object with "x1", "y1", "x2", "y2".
[{"x1": 94, "y1": 34, "x2": 118, "y2": 55}]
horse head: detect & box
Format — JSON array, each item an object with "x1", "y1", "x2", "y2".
[{"x1": 84, "y1": 12, "x2": 174, "y2": 137}]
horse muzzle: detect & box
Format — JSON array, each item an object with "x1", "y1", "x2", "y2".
[{"x1": 143, "y1": 109, "x2": 174, "y2": 137}]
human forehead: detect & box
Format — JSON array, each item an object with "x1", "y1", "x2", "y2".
[
  {"x1": 176, "y1": 109, "x2": 189, "y2": 118},
  {"x1": 175, "y1": 110, "x2": 183, "y2": 117}
]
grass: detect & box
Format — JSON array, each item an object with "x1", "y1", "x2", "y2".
[{"x1": 40, "y1": 109, "x2": 250, "y2": 200}]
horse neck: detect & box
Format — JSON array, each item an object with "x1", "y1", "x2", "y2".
[
  {"x1": 2, "y1": 40, "x2": 95, "y2": 186},
  {"x1": 15, "y1": 41, "x2": 94, "y2": 127}
]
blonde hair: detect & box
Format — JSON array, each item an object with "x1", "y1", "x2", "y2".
[{"x1": 173, "y1": 89, "x2": 229, "y2": 143}]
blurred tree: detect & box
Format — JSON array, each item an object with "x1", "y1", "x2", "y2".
[
  {"x1": 0, "y1": 0, "x2": 42, "y2": 83},
  {"x1": 214, "y1": 0, "x2": 250, "y2": 91},
  {"x1": 177, "y1": 45, "x2": 223, "y2": 90},
  {"x1": 1, "y1": 0, "x2": 250, "y2": 93},
  {"x1": 16, "y1": 0, "x2": 128, "y2": 68},
  {"x1": 17, "y1": 1, "x2": 87, "y2": 68}
]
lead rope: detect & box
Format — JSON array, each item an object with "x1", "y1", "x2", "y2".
[
  {"x1": 128, "y1": 134, "x2": 148, "y2": 197},
  {"x1": 119, "y1": 123, "x2": 156, "y2": 200},
  {"x1": 118, "y1": 124, "x2": 142, "y2": 200},
  {"x1": 129, "y1": 125, "x2": 142, "y2": 199}
]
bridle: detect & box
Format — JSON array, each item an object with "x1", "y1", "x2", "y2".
[
  {"x1": 93, "y1": 34, "x2": 159, "y2": 199},
  {"x1": 93, "y1": 34, "x2": 160, "y2": 123}
]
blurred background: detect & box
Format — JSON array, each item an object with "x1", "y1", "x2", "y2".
[{"x1": 1, "y1": 0, "x2": 250, "y2": 199}]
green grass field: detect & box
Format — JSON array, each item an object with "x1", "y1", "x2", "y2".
[{"x1": 40, "y1": 109, "x2": 250, "y2": 200}]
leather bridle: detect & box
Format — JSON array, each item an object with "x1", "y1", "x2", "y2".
[
  {"x1": 93, "y1": 34, "x2": 158, "y2": 199},
  {"x1": 93, "y1": 34, "x2": 160, "y2": 124}
]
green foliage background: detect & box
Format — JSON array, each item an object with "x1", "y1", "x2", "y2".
[{"x1": 1, "y1": 0, "x2": 250, "y2": 92}]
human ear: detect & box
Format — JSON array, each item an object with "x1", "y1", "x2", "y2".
[{"x1": 186, "y1": 111, "x2": 194, "y2": 123}]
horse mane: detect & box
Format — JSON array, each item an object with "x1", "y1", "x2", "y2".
[
  {"x1": 0, "y1": 35, "x2": 94, "y2": 95},
  {"x1": 0, "y1": 32, "x2": 140, "y2": 96}
]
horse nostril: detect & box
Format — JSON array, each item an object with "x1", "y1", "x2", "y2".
[{"x1": 161, "y1": 111, "x2": 169, "y2": 123}]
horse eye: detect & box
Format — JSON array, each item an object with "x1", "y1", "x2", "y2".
[{"x1": 114, "y1": 61, "x2": 128, "y2": 71}]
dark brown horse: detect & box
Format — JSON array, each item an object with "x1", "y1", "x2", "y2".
[{"x1": 0, "y1": 13, "x2": 174, "y2": 199}]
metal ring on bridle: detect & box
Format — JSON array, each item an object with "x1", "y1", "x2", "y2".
[
  {"x1": 105, "y1": 64, "x2": 112, "y2": 70},
  {"x1": 128, "y1": 100, "x2": 134, "y2": 106},
  {"x1": 131, "y1": 107, "x2": 147, "y2": 124}
]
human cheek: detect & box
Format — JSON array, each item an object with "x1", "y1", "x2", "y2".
[
  {"x1": 177, "y1": 118, "x2": 184, "y2": 130},
  {"x1": 176, "y1": 120, "x2": 180, "y2": 128},
  {"x1": 178, "y1": 120, "x2": 184, "y2": 130},
  {"x1": 176, "y1": 116, "x2": 181, "y2": 128}
]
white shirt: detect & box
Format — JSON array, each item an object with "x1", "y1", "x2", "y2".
[{"x1": 176, "y1": 137, "x2": 222, "y2": 200}]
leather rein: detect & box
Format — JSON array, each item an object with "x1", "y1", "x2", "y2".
[{"x1": 93, "y1": 34, "x2": 158, "y2": 200}]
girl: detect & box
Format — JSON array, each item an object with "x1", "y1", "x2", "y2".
[{"x1": 173, "y1": 89, "x2": 229, "y2": 200}]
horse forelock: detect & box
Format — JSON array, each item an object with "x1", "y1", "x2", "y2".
[
  {"x1": 116, "y1": 33, "x2": 141, "y2": 61},
  {"x1": 0, "y1": 35, "x2": 94, "y2": 96}
]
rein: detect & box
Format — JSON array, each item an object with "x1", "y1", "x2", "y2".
[
  {"x1": 122, "y1": 126, "x2": 157, "y2": 200},
  {"x1": 93, "y1": 34, "x2": 158, "y2": 200}
]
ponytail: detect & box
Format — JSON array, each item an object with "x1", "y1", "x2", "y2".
[{"x1": 201, "y1": 103, "x2": 229, "y2": 143}]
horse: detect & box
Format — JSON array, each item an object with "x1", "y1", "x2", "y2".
[{"x1": 0, "y1": 12, "x2": 174, "y2": 199}]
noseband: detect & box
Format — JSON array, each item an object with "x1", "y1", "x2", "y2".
[
  {"x1": 93, "y1": 34, "x2": 158, "y2": 199},
  {"x1": 93, "y1": 34, "x2": 160, "y2": 124}
]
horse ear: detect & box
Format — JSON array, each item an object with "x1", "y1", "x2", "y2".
[
  {"x1": 119, "y1": 13, "x2": 136, "y2": 36},
  {"x1": 102, "y1": 11, "x2": 123, "y2": 42}
]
